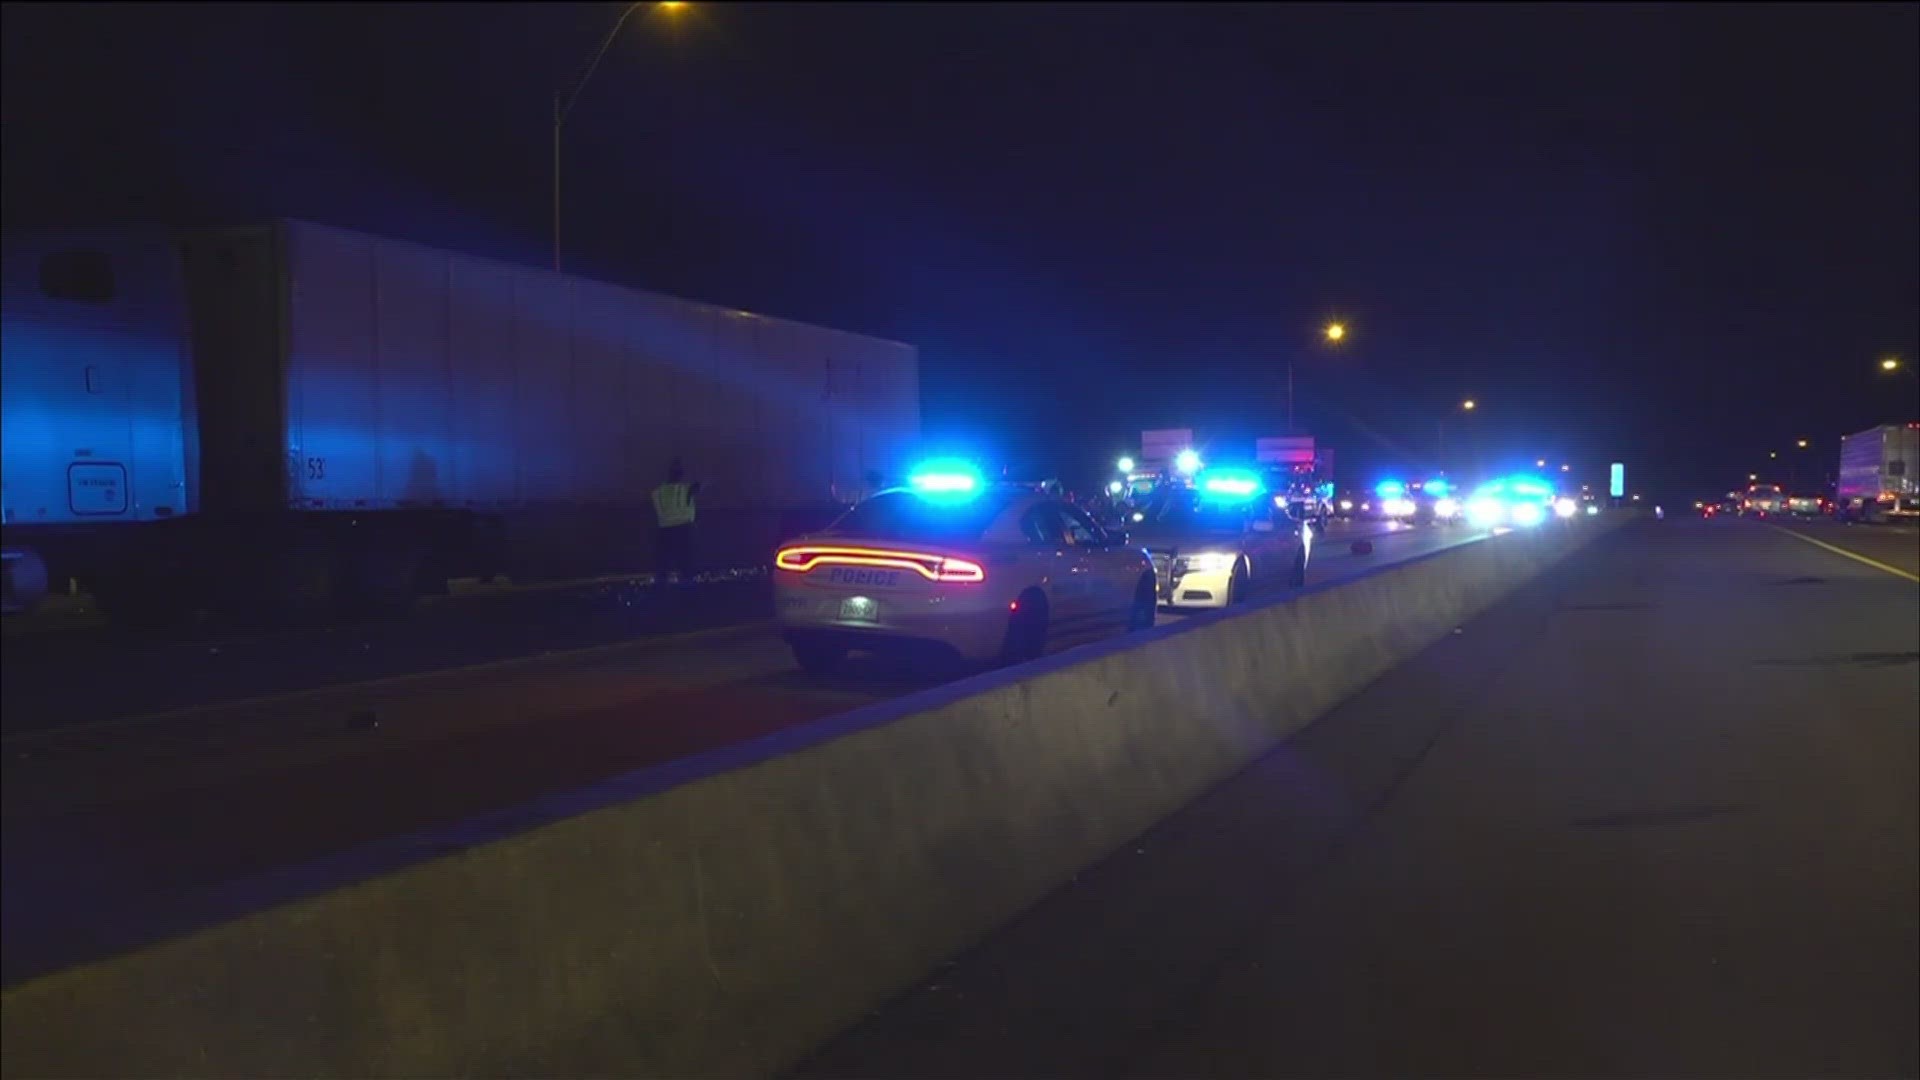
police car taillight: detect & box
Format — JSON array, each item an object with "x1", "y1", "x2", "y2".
[
  {"x1": 774, "y1": 546, "x2": 986, "y2": 583},
  {"x1": 935, "y1": 557, "x2": 986, "y2": 582}
]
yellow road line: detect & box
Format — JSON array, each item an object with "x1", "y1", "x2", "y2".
[
  {"x1": 1770, "y1": 526, "x2": 1920, "y2": 584},
  {"x1": 1, "y1": 619, "x2": 775, "y2": 747}
]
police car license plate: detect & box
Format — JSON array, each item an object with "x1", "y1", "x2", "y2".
[{"x1": 839, "y1": 596, "x2": 879, "y2": 621}]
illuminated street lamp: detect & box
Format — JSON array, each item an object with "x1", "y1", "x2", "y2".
[
  {"x1": 553, "y1": 1, "x2": 690, "y2": 271},
  {"x1": 1535, "y1": 458, "x2": 1547, "y2": 468},
  {"x1": 1175, "y1": 449, "x2": 1203, "y2": 475},
  {"x1": 1768, "y1": 451, "x2": 1777, "y2": 459},
  {"x1": 1560, "y1": 463, "x2": 1571, "y2": 473},
  {"x1": 1116, "y1": 456, "x2": 1135, "y2": 474},
  {"x1": 1748, "y1": 473, "x2": 1758, "y2": 482},
  {"x1": 1796, "y1": 438, "x2": 1809, "y2": 449},
  {"x1": 1461, "y1": 399, "x2": 1477, "y2": 411},
  {"x1": 1882, "y1": 356, "x2": 1902, "y2": 372},
  {"x1": 1292, "y1": 321, "x2": 1349, "y2": 435}
]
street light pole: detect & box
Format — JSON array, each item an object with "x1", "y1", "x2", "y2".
[
  {"x1": 1294, "y1": 321, "x2": 1345, "y2": 438},
  {"x1": 552, "y1": 1, "x2": 681, "y2": 273},
  {"x1": 552, "y1": 91, "x2": 564, "y2": 271}
]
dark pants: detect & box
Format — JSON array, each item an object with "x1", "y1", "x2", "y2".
[{"x1": 656, "y1": 523, "x2": 695, "y2": 579}]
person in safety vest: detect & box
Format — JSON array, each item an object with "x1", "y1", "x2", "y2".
[{"x1": 652, "y1": 459, "x2": 701, "y2": 583}]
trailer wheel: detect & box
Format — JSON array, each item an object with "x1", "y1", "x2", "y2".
[
  {"x1": 413, "y1": 550, "x2": 452, "y2": 596},
  {"x1": 344, "y1": 543, "x2": 423, "y2": 618},
  {"x1": 209, "y1": 534, "x2": 338, "y2": 627},
  {"x1": 96, "y1": 570, "x2": 192, "y2": 630},
  {"x1": 268, "y1": 541, "x2": 341, "y2": 626}
]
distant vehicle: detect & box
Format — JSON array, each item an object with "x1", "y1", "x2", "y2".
[
  {"x1": 1835, "y1": 424, "x2": 1920, "y2": 522},
  {"x1": 1785, "y1": 493, "x2": 1827, "y2": 517},
  {"x1": 1255, "y1": 435, "x2": 1332, "y2": 527},
  {"x1": 0, "y1": 221, "x2": 918, "y2": 623},
  {"x1": 1464, "y1": 476, "x2": 1555, "y2": 529},
  {"x1": 1371, "y1": 480, "x2": 1420, "y2": 524},
  {"x1": 1130, "y1": 474, "x2": 1311, "y2": 609},
  {"x1": 1742, "y1": 483, "x2": 1786, "y2": 516},
  {"x1": 774, "y1": 468, "x2": 1156, "y2": 673},
  {"x1": 1410, "y1": 479, "x2": 1463, "y2": 526}
]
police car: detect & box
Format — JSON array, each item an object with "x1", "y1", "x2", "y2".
[
  {"x1": 1131, "y1": 469, "x2": 1311, "y2": 609},
  {"x1": 774, "y1": 462, "x2": 1158, "y2": 674}
]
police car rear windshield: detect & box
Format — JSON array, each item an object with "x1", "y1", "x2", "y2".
[{"x1": 826, "y1": 490, "x2": 1015, "y2": 543}]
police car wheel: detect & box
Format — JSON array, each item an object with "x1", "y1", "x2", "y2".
[
  {"x1": 790, "y1": 637, "x2": 847, "y2": 676},
  {"x1": 1227, "y1": 561, "x2": 1250, "y2": 604},
  {"x1": 1126, "y1": 576, "x2": 1156, "y2": 631},
  {"x1": 1001, "y1": 590, "x2": 1049, "y2": 662}
]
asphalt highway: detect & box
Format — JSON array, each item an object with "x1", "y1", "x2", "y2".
[
  {"x1": 1, "y1": 517, "x2": 1480, "y2": 984},
  {"x1": 796, "y1": 516, "x2": 1919, "y2": 1079}
]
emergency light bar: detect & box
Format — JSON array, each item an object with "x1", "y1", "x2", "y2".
[
  {"x1": 1200, "y1": 468, "x2": 1262, "y2": 498},
  {"x1": 906, "y1": 458, "x2": 985, "y2": 499}
]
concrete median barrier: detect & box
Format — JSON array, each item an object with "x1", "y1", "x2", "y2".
[{"x1": 1, "y1": 524, "x2": 1603, "y2": 1078}]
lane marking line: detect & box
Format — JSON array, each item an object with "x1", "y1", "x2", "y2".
[{"x1": 1770, "y1": 526, "x2": 1920, "y2": 583}]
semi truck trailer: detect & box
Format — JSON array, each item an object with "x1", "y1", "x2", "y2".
[
  {"x1": 1835, "y1": 423, "x2": 1920, "y2": 522},
  {"x1": 1, "y1": 220, "x2": 919, "y2": 622}
]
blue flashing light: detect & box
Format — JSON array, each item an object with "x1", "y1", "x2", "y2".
[
  {"x1": 1200, "y1": 468, "x2": 1263, "y2": 500},
  {"x1": 907, "y1": 458, "x2": 984, "y2": 498},
  {"x1": 1375, "y1": 479, "x2": 1407, "y2": 499},
  {"x1": 1505, "y1": 474, "x2": 1554, "y2": 500},
  {"x1": 1424, "y1": 478, "x2": 1452, "y2": 497},
  {"x1": 1316, "y1": 481, "x2": 1335, "y2": 499}
]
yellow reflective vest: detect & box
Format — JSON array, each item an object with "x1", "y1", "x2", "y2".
[{"x1": 651, "y1": 482, "x2": 696, "y2": 527}]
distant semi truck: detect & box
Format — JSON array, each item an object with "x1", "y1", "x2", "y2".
[
  {"x1": 1, "y1": 220, "x2": 919, "y2": 622},
  {"x1": 1834, "y1": 424, "x2": 1920, "y2": 523}
]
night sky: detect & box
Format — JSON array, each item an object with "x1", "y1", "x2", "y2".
[{"x1": 5, "y1": 2, "x2": 1915, "y2": 497}]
